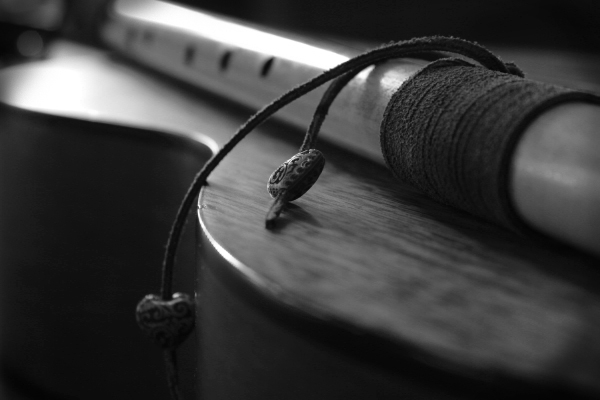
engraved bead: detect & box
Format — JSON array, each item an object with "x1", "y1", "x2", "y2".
[
  {"x1": 267, "y1": 149, "x2": 325, "y2": 201},
  {"x1": 135, "y1": 292, "x2": 195, "y2": 349}
]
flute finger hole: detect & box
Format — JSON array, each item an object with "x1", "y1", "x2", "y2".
[{"x1": 219, "y1": 50, "x2": 232, "y2": 72}]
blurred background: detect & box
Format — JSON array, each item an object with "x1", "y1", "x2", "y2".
[
  {"x1": 1, "y1": 0, "x2": 598, "y2": 91},
  {"x1": 187, "y1": 0, "x2": 600, "y2": 53},
  {"x1": 1, "y1": 0, "x2": 599, "y2": 54}
]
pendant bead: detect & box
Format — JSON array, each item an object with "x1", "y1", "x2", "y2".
[
  {"x1": 267, "y1": 149, "x2": 326, "y2": 201},
  {"x1": 135, "y1": 292, "x2": 195, "y2": 349}
]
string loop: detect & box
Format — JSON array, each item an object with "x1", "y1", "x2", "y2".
[{"x1": 159, "y1": 36, "x2": 522, "y2": 301}]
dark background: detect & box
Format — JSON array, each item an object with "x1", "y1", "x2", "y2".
[
  {"x1": 1, "y1": 0, "x2": 599, "y2": 55},
  {"x1": 179, "y1": 0, "x2": 600, "y2": 53}
]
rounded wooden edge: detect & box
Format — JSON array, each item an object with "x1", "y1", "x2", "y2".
[
  {"x1": 196, "y1": 202, "x2": 599, "y2": 399},
  {"x1": 0, "y1": 99, "x2": 212, "y2": 399},
  {"x1": 0, "y1": 99, "x2": 218, "y2": 157}
]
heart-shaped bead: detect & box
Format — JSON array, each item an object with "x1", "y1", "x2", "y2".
[
  {"x1": 267, "y1": 149, "x2": 325, "y2": 201},
  {"x1": 135, "y1": 292, "x2": 195, "y2": 349}
]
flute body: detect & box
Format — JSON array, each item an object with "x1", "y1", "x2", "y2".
[{"x1": 104, "y1": 0, "x2": 600, "y2": 256}]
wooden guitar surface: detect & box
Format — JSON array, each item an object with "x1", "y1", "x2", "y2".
[
  {"x1": 197, "y1": 81, "x2": 600, "y2": 399},
  {"x1": 0, "y1": 42, "x2": 599, "y2": 399}
]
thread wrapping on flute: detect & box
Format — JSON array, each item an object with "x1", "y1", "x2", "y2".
[{"x1": 380, "y1": 57, "x2": 600, "y2": 232}]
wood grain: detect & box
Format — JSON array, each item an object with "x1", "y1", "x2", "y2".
[{"x1": 199, "y1": 88, "x2": 600, "y2": 397}]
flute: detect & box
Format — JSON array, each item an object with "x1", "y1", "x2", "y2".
[{"x1": 103, "y1": 0, "x2": 600, "y2": 256}]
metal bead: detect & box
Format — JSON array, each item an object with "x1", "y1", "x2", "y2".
[
  {"x1": 135, "y1": 292, "x2": 195, "y2": 349},
  {"x1": 267, "y1": 149, "x2": 325, "y2": 201}
]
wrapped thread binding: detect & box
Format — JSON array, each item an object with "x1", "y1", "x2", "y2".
[
  {"x1": 380, "y1": 58, "x2": 600, "y2": 231},
  {"x1": 301, "y1": 56, "x2": 600, "y2": 233}
]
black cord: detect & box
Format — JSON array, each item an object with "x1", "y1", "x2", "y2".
[{"x1": 141, "y1": 36, "x2": 522, "y2": 400}]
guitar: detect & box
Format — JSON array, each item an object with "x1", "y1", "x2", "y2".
[{"x1": 1, "y1": 0, "x2": 600, "y2": 399}]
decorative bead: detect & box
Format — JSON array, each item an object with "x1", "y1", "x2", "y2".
[
  {"x1": 135, "y1": 292, "x2": 195, "y2": 349},
  {"x1": 267, "y1": 149, "x2": 325, "y2": 201}
]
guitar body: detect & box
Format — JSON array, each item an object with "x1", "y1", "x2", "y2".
[
  {"x1": 195, "y1": 89, "x2": 600, "y2": 399},
  {"x1": 0, "y1": 42, "x2": 599, "y2": 399}
]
